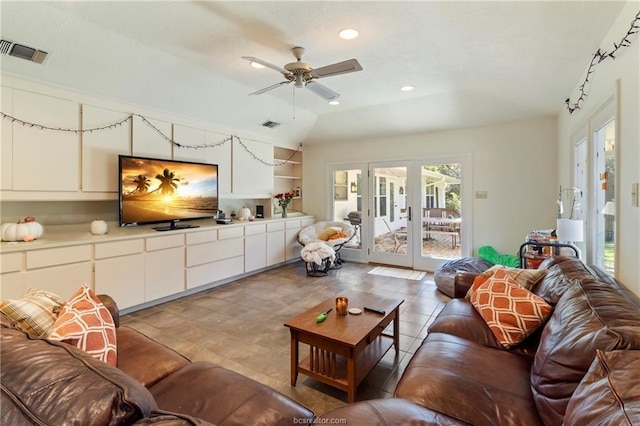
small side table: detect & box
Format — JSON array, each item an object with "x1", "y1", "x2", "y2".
[{"x1": 518, "y1": 241, "x2": 579, "y2": 269}]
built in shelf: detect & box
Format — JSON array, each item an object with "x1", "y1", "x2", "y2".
[{"x1": 274, "y1": 175, "x2": 302, "y2": 180}]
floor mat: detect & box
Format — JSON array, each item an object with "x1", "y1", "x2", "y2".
[{"x1": 368, "y1": 266, "x2": 426, "y2": 281}]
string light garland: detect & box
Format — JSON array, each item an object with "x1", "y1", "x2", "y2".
[
  {"x1": 1, "y1": 111, "x2": 302, "y2": 167},
  {"x1": 565, "y1": 11, "x2": 640, "y2": 114}
]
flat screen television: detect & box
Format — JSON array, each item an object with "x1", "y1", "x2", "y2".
[{"x1": 119, "y1": 155, "x2": 219, "y2": 231}]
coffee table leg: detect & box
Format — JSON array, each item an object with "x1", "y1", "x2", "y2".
[
  {"x1": 393, "y1": 308, "x2": 400, "y2": 353},
  {"x1": 347, "y1": 353, "x2": 356, "y2": 403},
  {"x1": 290, "y1": 330, "x2": 299, "y2": 386}
]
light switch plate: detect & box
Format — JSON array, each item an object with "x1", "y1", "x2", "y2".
[{"x1": 475, "y1": 191, "x2": 488, "y2": 199}]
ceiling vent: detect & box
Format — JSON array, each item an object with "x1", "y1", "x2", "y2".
[
  {"x1": 261, "y1": 120, "x2": 280, "y2": 129},
  {"x1": 0, "y1": 39, "x2": 48, "y2": 64}
]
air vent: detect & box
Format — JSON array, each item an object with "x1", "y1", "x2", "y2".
[
  {"x1": 0, "y1": 39, "x2": 48, "y2": 64},
  {"x1": 261, "y1": 120, "x2": 280, "y2": 129}
]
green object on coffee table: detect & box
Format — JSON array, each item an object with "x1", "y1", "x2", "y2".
[{"x1": 316, "y1": 308, "x2": 332, "y2": 323}]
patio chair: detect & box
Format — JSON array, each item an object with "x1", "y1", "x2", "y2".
[
  {"x1": 298, "y1": 221, "x2": 355, "y2": 276},
  {"x1": 382, "y1": 218, "x2": 407, "y2": 253}
]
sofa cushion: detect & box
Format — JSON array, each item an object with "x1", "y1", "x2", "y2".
[
  {"x1": 116, "y1": 326, "x2": 191, "y2": 388},
  {"x1": 150, "y1": 362, "x2": 314, "y2": 426},
  {"x1": 48, "y1": 284, "x2": 117, "y2": 366},
  {"x1": 0, "y1": 324, "x2": 156, "y2": 425},
  {"x1": 318, "y1": 398, "x2": 468, "y2": 425},
  {"x1": 532, "y1": 257, "x2": 594, "y2": 305},
  {"x1": 564, "y1": 349, "x2": 640, "y2": 425},
  {"x1": 0, "y1": 287, "x2": 66, "y2": 337},
  {"x1": 395, "y1": 332, "x2": 541, "y2": 425},
  {"x1": 531, "y1": 281, "x2": 640, "y2": 425},
  {"x1": 471, "y1": 270, "x2": 552, "y2": 348}
]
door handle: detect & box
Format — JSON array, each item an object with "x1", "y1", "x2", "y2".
[{"x1": 408, "y1": 206, "x2": 412, "y2": 221}]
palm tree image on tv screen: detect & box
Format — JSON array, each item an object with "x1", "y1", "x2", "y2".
[{"x1": 120, "y1": 156, "x2": 219, "y2": 225}]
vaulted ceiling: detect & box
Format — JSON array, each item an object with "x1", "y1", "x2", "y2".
[{"x1": 0, "y1": 1, "x2": 627, "y2": 146}]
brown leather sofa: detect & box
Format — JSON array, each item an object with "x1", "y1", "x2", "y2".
[
  {"x1": 319, "y1": 256, "x2": 640, "y2": 425},
  {"x1": 1, "y1": 297, "x2": 314, "y2": 425}
]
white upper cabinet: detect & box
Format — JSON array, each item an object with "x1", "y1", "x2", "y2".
[
  {"x1": 232, "y1": 138, "x2": 272, "y2": 196},
  {"x1": 132, "y1": 115, "x2": 172, "y2": 159},
  {"x1": 12, "y1": 90, "x2": 80, "y2": 191},
  {"x1": 173, "y1": 124, "x2": 206, "y2": 162},
  {"x1": 82, "y1": 105, "x2": 131, "y2": 192},
  {"x1": 1, "y1": 86, "x2": 13, "y2": 190},
  {"x1": 205, "y1": 131, "x2": 232, "y2": 195}
]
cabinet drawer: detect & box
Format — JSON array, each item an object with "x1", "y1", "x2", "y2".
[
  {"x1": 186, "y1": 238, "x2": 244, "y2": 267},
  {"x1": 218, "y1": 227, "x2": 243, "y2": 240},
  {"x1": 285, "y1": 219, "x2": 302, "y2": 230},
  {"x1": 146, "y1": 234, "x2": 184, "y2": 251},
  {"x1": 186, "y1": 230, "x2": 217, "y2": 245},
  {"x1": 301, "y1": 218, "x2": 315, "y2": 227},
  {"x1": 245, "y1": 224, "x2": 266, "y2": 236},
  {"x1": 1, "y1": 252, "x2": 23, "y2": 273},
  {"x1": 26, "y1": 245, "x2": 91, "y2": 270},
  {"x1": 95, "y1": 239, "x2": 144, "y2": 259},
  {"x1": 187, "y1": 256, "x2": 244, "y2": 289},
  {"x1": 267, "y1": 222, "x2": 285, "y2": 232}
]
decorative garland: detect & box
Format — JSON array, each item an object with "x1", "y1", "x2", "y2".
[
  {"x1": 0, "y1": 111, "x2": 302, "y2": 167},
  {"x1": 566, "y1": 11, "x2": 640, "y2": 114}
]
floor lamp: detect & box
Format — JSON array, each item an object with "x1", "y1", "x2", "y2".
[{"x1": 556, "y1": 219, "x2": 584, "y2": 259}]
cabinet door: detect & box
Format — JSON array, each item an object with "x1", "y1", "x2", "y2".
[
  {"x1": 285, "y1": 220, "x2": 302, "y2": 261},
  {"x1": 0, "y1": 272, "x2": 24, "y2": 300},
  {"x1": 232, "y1": 138, "x2": 272, "y2": 196},
  {"x1": 132, "y1": 115, "x2": 172, "y2": 159},
  {"x1": 245, "y1": 233, "x2": 266, "y2": 272},
  {"x1": 206, "y1": 131, "x2": 231, "y2": 195},
  {"x1": 266, "y1": 230, "x2": 285, "y2": 266},
  {"x1": 173, "y1": 124, "x2": 205, "y2": 162},
  {"x1": 82, "y1": 105, "x2": 131, "y2": 192},
  {"x1": 12, "y1": 90, "x2": 80, "y2": 191},
  {"x1": 95, "y1": 254, "x2": 145, "y2": 309},
  {"x1": 144, "y1": 247, "x2": 185, "y2": 301},
  {"x1": 23, "y1": 263, "x2": 92, "y2": 300},
  {"x1": 1, "y1": 86, "x2": 13, "y2": 190}
]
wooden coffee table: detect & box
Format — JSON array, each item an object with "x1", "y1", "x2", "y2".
[{"x1": 284, "y1": 292, "x2": 403, "y2": 403}]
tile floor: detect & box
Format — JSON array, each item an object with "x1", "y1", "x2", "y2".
[{"x1": 121, "y1": 261, "x2": 450, "y2": 415}]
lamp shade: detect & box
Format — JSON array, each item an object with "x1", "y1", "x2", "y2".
[
  {"x1": 556, "y1": 219, "x2": 584, "y2": 243},
  {"x1": 601, "y1": 201, "x2": 616, "y2": 216}
]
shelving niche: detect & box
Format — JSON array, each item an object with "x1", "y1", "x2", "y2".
[{"x1": 273, "y1": 146, "x2": 302, "y2": 215}]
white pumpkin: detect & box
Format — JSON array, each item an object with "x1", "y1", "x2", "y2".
[
  {"x1": 237, "y1": 207, "x2": 252, "y2": 221},
  {"x1": 90, "y1": 219, "x2": 108, "y2": 235},
  {"x1": 1, "y1": 221, "x2": 44, "y2": 242}
]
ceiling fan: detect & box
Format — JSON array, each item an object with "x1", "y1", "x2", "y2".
[{"x1": 242, "y1": 47, "x2": 362, "y2": 101}]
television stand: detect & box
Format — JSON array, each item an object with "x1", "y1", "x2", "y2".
[{"x1": 153, "y1": 222, "x2": 200, "y2": 232}]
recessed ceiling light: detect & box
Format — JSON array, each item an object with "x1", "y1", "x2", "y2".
[
  {"x1": 400, "y1": 85, "x2": 415, "y2": 92},
  {"x1": 339, "y1": 28, "x2": 359, "y2": 40},
  {"x1": 328, "y1": 100, "x2": 340, "y2": 106},
  {"x1": 250, "y1": 61, "x2": 266, "y2": 69}
]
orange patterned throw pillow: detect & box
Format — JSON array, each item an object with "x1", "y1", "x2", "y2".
[
  {"x1": 48, "y1": 284, "x2": 117, "y2": 366},
  {"x1": 471, "y1": 269, "x2": 552, "y2": 348}
]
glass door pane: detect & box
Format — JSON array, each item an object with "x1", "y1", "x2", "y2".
[
  {"x1": 594, "y1": 119, "x2": 616, "y2": 274},
  {"x1": 332, "y1": 168, "x2": 362, "y2": 249},
  {"x1": 369, "y1": 163, "x2": 411, "y2": 267},
  {"x1": 419, "y1": 163, "x2": 462, "y2": 265}
]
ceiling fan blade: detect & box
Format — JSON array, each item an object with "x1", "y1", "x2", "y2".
[
  {"x1": 248, "y1": 80, "x2": 292, "y2": 96},
  {"x1": 241, "y1": 56, "x2": 290, "y2": 75},
  {"x1": 310, "y1": 59, "x2": 362, "y2": 79},
  {"x1": 305, "y1": 81, "x2": 340, "y2": 101}
]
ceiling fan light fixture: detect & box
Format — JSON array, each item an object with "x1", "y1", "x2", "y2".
[
  {"x1": 339, "y1": 28, "x2": 359, "y2": 40},
  {"x1": 294, "y1": 73, "x2": 304, "y2": 88},
  {"x1": 250, "y1": 61, "x2": 266, "y2": 69},
  {"x1": 400, "y1": 85, "x2": 415, "y2": 92}
]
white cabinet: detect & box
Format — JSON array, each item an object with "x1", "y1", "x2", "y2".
[
  {"x1": 1, "y1": 86, "x2": 13, "y2": 190},
  {"x1": 266, "y1": 221, "x2": 285, "y2": 266},
  {"x1": 12, "y1": 90, "x2": 80, "y2": 192},
  {"x1": 186, "y1": 227, "x2": 243, "y2": 289},
  {"x1": 0, "y1": 252, "x2": 24, "y2": 299},
  {"x1": 285, "y1": 219, "x2": 303, "y2": 261},
  {"x1": 23, "y1": 246, "x2": 93, "y2": 300},
  {"x1": 82, "y1": 105, "x2": 131, "y2": 192},
  {"x1": 144, "y1": 235, "x2": 185, "y2": 301},
  {"x1": 94, "y1": 239, "x2": 145, "y2": 309},
  {"x1": 232, "y1": 138, "x2": 272, "y2": 196},
  {"x1": 173, "y1": 124, "x2": 205, "y2": 162},
  {"x1": 132, "y1": 115, "x2": 172, "y2": 159},
  {"x1": 244, "y1": 223, "x2": 266, "y2": 272}
]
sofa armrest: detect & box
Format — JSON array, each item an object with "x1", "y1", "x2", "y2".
[
  {"x1": 97, "y1": 294, "x2": 120, "y2": 328},
  {"x1": 453, "y1": 271, "x2": 478, "y2": 298}
]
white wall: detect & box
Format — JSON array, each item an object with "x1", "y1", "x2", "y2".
[
  {"x1": 557, "y1": 2, "x2": 640, "y2": 293},
  {"x1": 303, "y1": 116, "x2": 558, "y2": 256}
]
